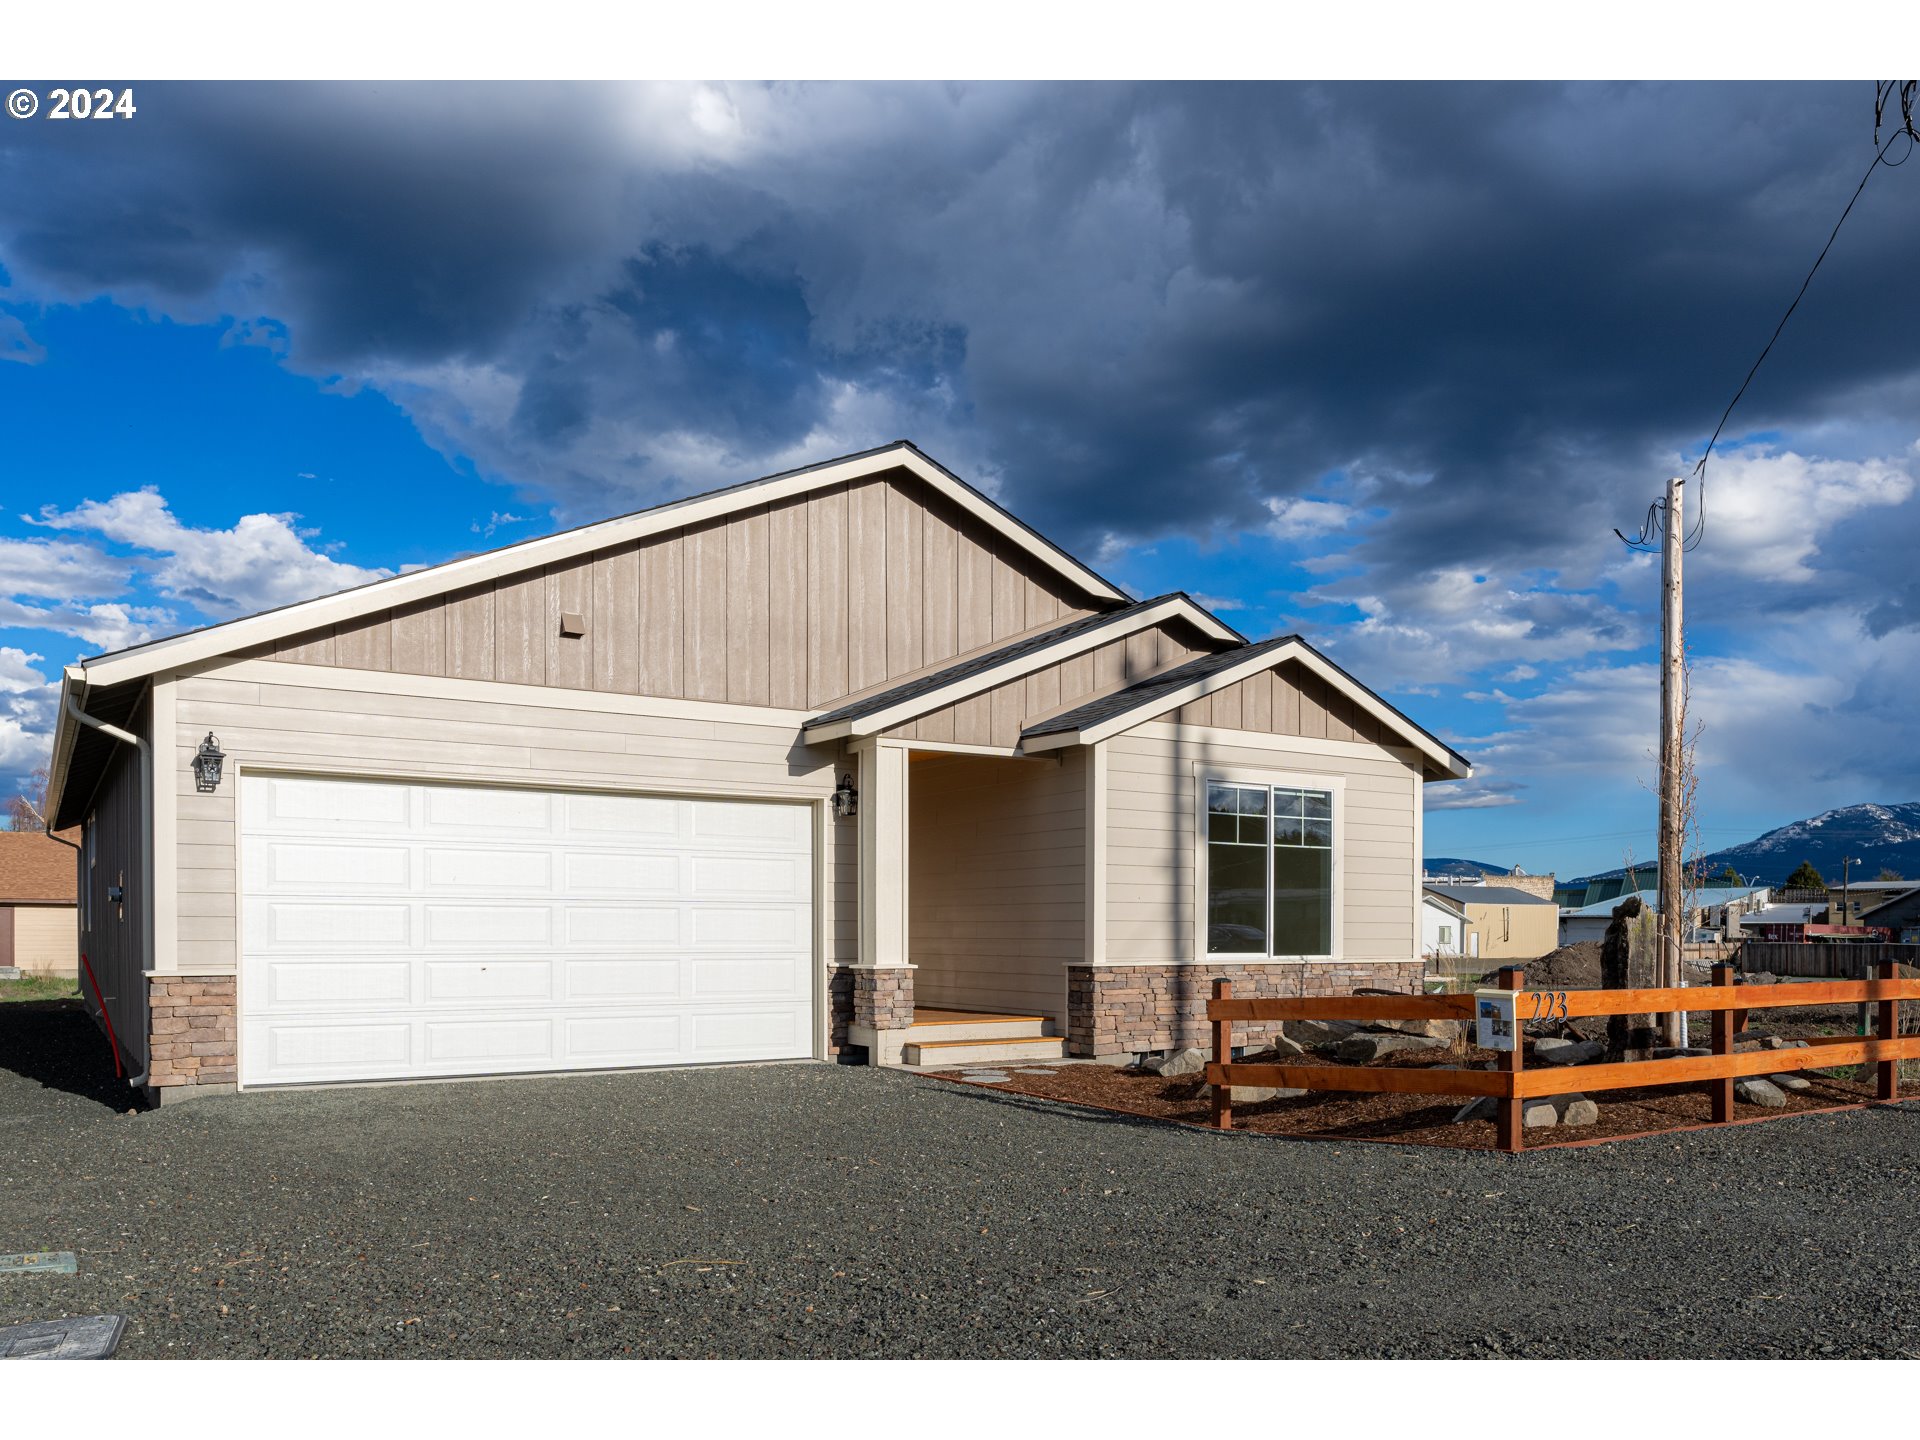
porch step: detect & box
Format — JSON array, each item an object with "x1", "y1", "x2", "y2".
[
  {"x1": 903, "y1": 1035, "x2": 1066, "y2": 1066},
  {"x1": 905, "y1": 1011, "x2": 1052, "y2": 1044}
]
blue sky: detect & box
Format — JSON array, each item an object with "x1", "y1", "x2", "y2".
[{"x1": 4, "y1": 82, "x2": 1919, "y2": 877}]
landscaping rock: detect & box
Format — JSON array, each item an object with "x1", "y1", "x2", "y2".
[
  {"x1": 1770, "y1": 1073, "x2": 1812, "y2": 1091},
  {"x1": 1147, "y1": 1047, "x2": 1208, "y2": 1077},
  {"x1": 1743, "y1": 971, "x2": 1779, "y2": 985},
  {"x1": 1368, "y1": 1017, "x2": 1465, "y2": 1042},
  {"x1": 1240, "y1": 1035, "x2": 1305, "y2": 1060},
  {"x1": 1735, "y1": 1077, "x2": 1789, "y2": 1108},
  {"x1": 1196, "y1": 1083, "x2": 1307, "y2": 1103},
  {"x1": 1451, "y1": 1095, "x2": 1497, "y2": 1124},
  {"x1": 1521, "y1": 1098, "x2": 1559, "y2": 1128},
  {"x1": 960, "y1": 1071, "x2": 1011, "y2": 1084},
  {"x1": 1653, "y1": 1046, "x2": 1712, "y2": 1058},
  {"x1": 1763, "y1": 1036, "x2": 1810, "y2": 1050},
  {"x1": 1534, "y1": 1038, "x2": 1604, "y2": 1066},
  {"x1": 1284, "y1": 1019, "x2": 1359, "y2": 1049},
  {"x1": 1551, "y1": 1093, "x2": 1599, "y2": 1127},
  {"x1": 1336, "y1": 1032, "x2": 1448, "y2": 1064}
]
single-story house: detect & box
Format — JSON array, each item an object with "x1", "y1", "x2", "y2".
[
  {"x1": 1859, "y1": 888, "x2": 1920, "y2": 944},
  {"x1": 1422, "y1": 882, "x2": 1558, "y2": 961},
  {"x1": 1735, "y1": 903, "x2": 1828, "y2": 942},
  {"x1": 0, "y1": 829, "x2": 81, "y2": 977},
  {"x1": 1421, "y1": 889, "x2": 1468, "y2": 964},
  {"x1": 1825, "y1": 879, "x2": 1919, "y2": 928},
  {"x1": 1560, "y1": 885, "x2": 1770, "y2": 946},
  {"x1": 43, "y1": 442, "x2": 1469, "y2": 1102}
]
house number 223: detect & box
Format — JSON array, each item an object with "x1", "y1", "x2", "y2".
[{"x1": 1526, "y1": 991, "x2": 1570, "y2": 1020}]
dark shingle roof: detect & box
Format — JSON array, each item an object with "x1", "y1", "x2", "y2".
[
  {"x1": 1424, "y1": 883, "x2": 1556, "y2": 907},
  {"x1": 806, "y1": 595, "x2": 1210, "y2": 729},
  {"x1": 1021, "y1": 636, "x2": 1298, "y2": 737}
]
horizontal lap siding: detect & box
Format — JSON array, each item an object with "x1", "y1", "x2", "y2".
[
  {"x1": 1102, "y1": 731, "x2": 1418, "y2": 965},
  {"x1": 264, "y1": 471, "x2": 1102, "y2": 717},
  {"x1": 908, "y1": 752, "x2": 1086, "y2": 1020},
  {"x1": 170, "y1": 672, "x2": 851, "y2": 975}
]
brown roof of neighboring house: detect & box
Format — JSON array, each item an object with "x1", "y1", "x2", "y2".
[{"x1": 0, "y1": 829, "x2": 80, "y2": 904}]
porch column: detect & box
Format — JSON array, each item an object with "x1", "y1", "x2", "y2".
[{"x1": 849, "y1": 739, "x2": 914, "y2": 1062}]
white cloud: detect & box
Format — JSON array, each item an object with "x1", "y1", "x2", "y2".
[
  {"x1": 0, "y1": 536, "x2": 132, "y2": 601},
  {"x1": 0, "y1": 648, "x2": 54, "y2": 773},
  {"x1": 30, "y1": 487, "x2": 390, "y2": 619},
  {"x1": 0, "y1": 597, "x2": 174, "y2": 652},
  {"x1": 1264, "y1": 497, "x2": 1353, "y2": 541},
  {"x1": 1690, "y1": 444, "x2": 1917, "y2": 583},
  {"x1": 0, "y1": 313, "x2": 45, "y2": 365},
  {"x1": 1192, "y1": 593, "x2": 1247, "y2": 612}
]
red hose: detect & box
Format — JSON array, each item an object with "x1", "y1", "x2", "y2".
[{"x1": 77, "y1": 951, "x2": 124, "y2": 1079}]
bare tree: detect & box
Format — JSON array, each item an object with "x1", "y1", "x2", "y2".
[{"x1": 6, "y1": 765, "x2": 49, "y2": 832}]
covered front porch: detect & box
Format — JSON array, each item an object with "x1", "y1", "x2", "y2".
[{"x1": 842, "y1": 739, "x2": 1084, "y2": 1065}]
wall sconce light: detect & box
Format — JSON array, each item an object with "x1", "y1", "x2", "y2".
[
  {"x1": 830, "y1": 772, "x2": 858, "y2": 820},
  {"x1": 192, "y1": 732, "x2": 226, "y2": 793}
]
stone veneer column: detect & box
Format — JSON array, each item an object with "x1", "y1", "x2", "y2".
[
  {"x1": 1066, "y1": 960, "x2": 1427, "y2": 1058},
  {"x1": 146, "y1": 975, "x2": 237, "y2": 1100}
]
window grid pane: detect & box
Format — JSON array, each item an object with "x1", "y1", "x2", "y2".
[{"x1": 1206, "y1": 781, "x2": 1334, "y2": 958}]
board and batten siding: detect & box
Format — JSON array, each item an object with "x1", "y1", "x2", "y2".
[
  {"x1": 1173, "y1": 660, "x2": 1387, "y2": 743},
  {"x1": 907, "y1": 751, "x2": 1085, "y2": 1019},
  {"x1": 167, "y1": 668, "x2": 855, "y2": 978},
  {"x1": 258, "y1": 474, "x2": 1102, "y2": 715},
  {"x1": 1101, "y1": 728, "x2": 1421, "y2": 965},
  {"x1": 80, "y1": 701, "x2": 149, "y2": 1064},
  {"x1": 885, "y1": 618, "x2": 1222, "y2": 748}
]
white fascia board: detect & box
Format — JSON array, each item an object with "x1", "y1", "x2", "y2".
[
  {"x1": 76, "y1": 444, "x2": 1130, "y2": 689},
  {"x1": 42, "y1": 666, "x2": 87, "y2": 826},
  {"x1": 802, "y1": 596, "x2": 1221, "y2": 743},
  {"x1": 1026, "y1": 641, "x2": 1471, "y2": 780}
]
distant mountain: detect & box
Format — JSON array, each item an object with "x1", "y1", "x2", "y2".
[
  {"x1": 1575, "y1": 802, "x2": 1920, "y2": 887},
  {"x1": 1423, "y1": 857, "x2": 1517, "y2": 880}
]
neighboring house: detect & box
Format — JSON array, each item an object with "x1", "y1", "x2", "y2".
[
  {"x1": 1735, "y1": 903, "x2": 1828, "y2": 942},
  {"x1": 1560, "y1": 885, "x2": 1769, "y2": 945},
  {"x1": 1423, "y1": 882, "x2": 1557, "y2": 961},
  {"x1": 1860, "y1": 889, "x2": 1920, "y2": 944},
  {"x1": 1825, "y1": 879, "x2": 1918, "y2": 928},
  {"x1": 43, "y1": 442, "x2": 1469, "y2": 1103},
  {"x1": 1421, "y1": 890, "x2": 1468, "y2": 965},
  {"x1": 0, "y1": 829, "x2": 80, "y2": 978},
  {"x1": 1553, "y1": 871, "x2": 1654, "y2": 910}
]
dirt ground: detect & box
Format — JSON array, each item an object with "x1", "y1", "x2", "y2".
[{"x1": 925, "y1": 1041, "x2": 1886, "y2": 1151}]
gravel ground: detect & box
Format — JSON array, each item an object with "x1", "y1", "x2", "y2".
[{"x1": 6, "y1": 1000, "x2": 1920, "y2": 1359}]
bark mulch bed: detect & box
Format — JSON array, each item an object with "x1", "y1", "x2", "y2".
[{"x1": 922, "y1": 1048, "x2": 1888, "y2": 1151}]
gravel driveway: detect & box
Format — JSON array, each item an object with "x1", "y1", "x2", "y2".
[{"x1": 6, "y1": 1000, "x2": 1920, "y2": 1358}]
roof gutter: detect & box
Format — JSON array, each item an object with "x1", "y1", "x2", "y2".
[{"x1": 61, "y1": 685, "x2": 151, "y2": 1090}]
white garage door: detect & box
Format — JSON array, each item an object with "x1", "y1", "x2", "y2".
[{"x1": 239, "y1": 774, "x2": 814, "y2": 1086}]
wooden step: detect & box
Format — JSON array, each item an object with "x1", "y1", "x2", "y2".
[
  {"x1": 903, "y1": 1035, "x2": 1066, "y2": 1066},
  {"x1": 903, "y1": 1016, "x2": 1051, "y2": 1044}
]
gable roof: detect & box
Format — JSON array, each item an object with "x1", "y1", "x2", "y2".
[
  {"x1": 1021, "y1": 634, "x2": 1472, "y2": 781},
  {"x1": 0, "y1": 830, "x2": 79, "y2": 903},
  {"x1": 801, "y1": 593, "x2": 1240, "y2": 743},
  {"x1": 68, "y1": 442, "x2": 1130, "y2": 690},
  {"x1": 1425, "y1": 883, "x2": 1556, "y2": 908}
]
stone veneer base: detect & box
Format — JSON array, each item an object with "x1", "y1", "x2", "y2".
[
  {"x1": 1066, "y1": 960, "x2": 1426, "y2": 1057},
  {"x1": 147, "y1": 975, "x2": 237, "y2": 1090}
]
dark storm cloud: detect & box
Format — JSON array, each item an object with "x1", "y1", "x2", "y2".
[{"x1": 3, "y1": 80, "x2": 1917, "y2": 613}]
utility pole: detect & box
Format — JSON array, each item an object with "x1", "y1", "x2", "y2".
[
  {"x1": 1841, "y1": 855, "x2": 1856, "y2": 927},
  {"x1": 1658, "y1": 476, "x2": 1686, "y2": 1047}
]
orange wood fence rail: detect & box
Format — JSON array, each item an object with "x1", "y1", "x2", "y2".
[{"x1": 1205, "y1": 963, "x2": 1920, "y2": 1152}]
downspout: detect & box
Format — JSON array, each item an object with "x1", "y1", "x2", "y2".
[{"x1": 62, "y1": 688, "x2": 151, "y2": 1089}]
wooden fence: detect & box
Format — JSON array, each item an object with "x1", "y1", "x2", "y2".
[
  {"x1": 1739, "y1": 941, "x2": 1920, "y2": 979},
  {"x1": 1205, "y1": 963, "x2": 1920, "y2": 1153}
]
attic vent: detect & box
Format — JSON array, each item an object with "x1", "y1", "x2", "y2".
[{"x1": 558, "y1": 612, "x2": 586, "y2": 638}]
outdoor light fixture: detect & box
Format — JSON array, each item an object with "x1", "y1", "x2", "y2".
[
  {"x1": 192, "y1": 732, "x2": 226, "y2": 793},
  {"x1": 830, "y1": 772, "x2": 858, "y2": 820}
]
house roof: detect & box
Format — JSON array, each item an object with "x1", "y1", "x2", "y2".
[
  {"x1": 63, "y1": 442, "x2": 1130, "y2": 692},
  {"x1": 1740, "y1": 904, "x2": 1827, "y2": 926},
  {"x1": 0, "y1": 830, "x2": 79, "y2": 903},
  {"x1": 1023, "y1": 634, "x2": 1472, "y2": 781},
  {"x1": 1559, "y1": 886, "x2": 1767, "y2": 919},
  {"x1": 1424, "y1": 883, "x2": 1556, "y2": 907},
  {"x1": 1423, "y1": 891, "x2": 1468, "y2": 917},
  {"x1": 1859, "y1": 887, "x2": 1920, "y2": 924},
  {"x1": 802, "y1": 593, "x2": 1240, "y2": 740}
]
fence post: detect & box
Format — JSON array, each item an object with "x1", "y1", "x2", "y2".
[
  {"x1": 1496, "y1": 965, "x2": 1524, "y2": 1154},
  {"x1": 1876, "y1": 960, "x2": 1899, "y2": 1103},
  {"x1": 1211, "y1": 979, "x2": 1233, "y2": 1131},
  {"x1": 1711, "y1": 962, "x2": 1735, "y2": 1125}
]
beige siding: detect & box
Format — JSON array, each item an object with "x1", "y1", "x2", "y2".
[
  {"x1": 1179, "y1": 660, "x2": 1382, "y2": 743},
  {"x1": 1102, "y1": 729, "x2": 1420, "y2": 965},
  {"x1": 13, "y1": 904, "x2": 78, "y2": 976},
  {"x1": 887, "y1": 618, "x2": 1219, "y2": 748},
  {"x1": 263, "y1": 474, "x2": 1105, "y2": 715},
  {"x1": 168, "y1": 669, "x2": 855, "y2": 978},
  {"x1": 1461, "y1": 900, "x2": 1559, "y2": 961},
  {"x1": 908, "y1": 751, "x2": 1085, "y2": 1019}
]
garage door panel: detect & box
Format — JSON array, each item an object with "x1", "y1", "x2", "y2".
[
  {"x1": 240, "y1": 774, "x2": 813, "y2": 1085},
  {"x1": 269, "y1": 960, "x2": 413, "y2": 1006}
]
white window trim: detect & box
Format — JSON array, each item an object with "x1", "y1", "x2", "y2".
[{"x1": 1193, "y1": 763, "x2": 1345, "y2": 964}]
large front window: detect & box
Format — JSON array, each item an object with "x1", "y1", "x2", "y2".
[{"x1": 1206, "y1": 780, "x2": 1334, "y2": 957}]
